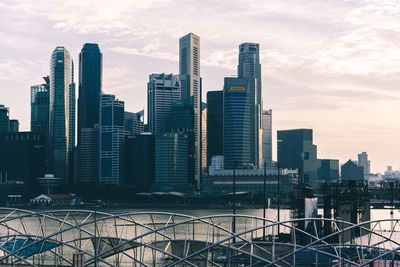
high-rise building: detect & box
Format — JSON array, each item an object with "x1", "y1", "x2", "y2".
[
  {"x1": 0, "y1": 132, "x2": 46, "y2": 190},
  {"x1": 262, "y1": 109, "x2": 272, "y2": 168},
  {"x1": 206, "y1": 90, "x2": 223, "y2": 166},
  {"x1": 77, "y1": 43, "x2": 102, "y2": 143},
  {"x1": 8, "y1": 120, "x2": 19, "y2": 133},
  {"x1": 201, "y1": 102, "x2": 207, "y2": 171},
  {"x1": 147, "y1": 73, "x2": 181, "y2": 134},
  {"x1": 31, "y1": 77, "x2": 50, "y2": 134},
  {"x1": 124, "y1": 110, "x2": 144, "y2": 136},
  {"x1": 238, "y1": 42, "x2": 263, "y2": 167},
  {"x1": 0, "y1": 105, "x2": 9, "y2": 133},
  {"x1": 125, "y1": 133, "x2": 155, "y2": 192},
  {"x1": 154, "y1": 132, "x2": 188, "y2": 192},
  {"x1": 49, "y1": 46, "x2": 75, "y2": 183},
  {"x1": 318, "y1": 159, "x2": 340, "y2": 182},
  {"x1": 357, "y1": 152, "x2": 371, "y2": 176},
  {"x1": 179, "y1": 33, "x2": 201, "y2": 188},
  {"x1": 79, "y1": 127, "x2": 99, "y2": 183},
  {"x1": 223, "y1": 77, "x2": 251, "y2": 169},
  {"x1": 99, "y1": 94, "x2": 126, "y2": 185},
  {"x1": 169, "y1": 99, "x2": 195, "y2": 186},
  {"x1": 277, "y1": 129, "x2": 318, "y2": 185}
]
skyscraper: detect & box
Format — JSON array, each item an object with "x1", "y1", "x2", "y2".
[
  {"x1": 223, "y1": 77, "x2": 251, "y2": 169},
  {"x1": 99, "y1": 94, "x2": 126, "y2": 185},
  {"x1": 0, "y1": 132, "x2": 46, "y2": 189},
  {"x1": 77, "y1": 44, "x2": 102, "y2": 184},
  {"x1": 49, "y1": 46, "x2": 75, "y2": 183},
  {"x1": 77, "y1": 43, "x2": 102, "y2": 142},
  {"x1": 124, "y1": 110, "x2": 144, "y2": 136},
  {"x1": 357, "y1": 152, "x2": 371, "y2": 176},
  {"x1": 262, "y1": 109, "x2": 272, "y2": 168},
  {"x1": 79, "y1": 127, "x2": 99, "y2": 183},
  {"x1": 147, "y1": 73, "x2": 181, "y2": 134},
  {"x1": 31, "y1": 77, "x2": 49, "y2": 134},
  {"x1": 206, "y1": 90, "x2": 223, "y2": 166},
  {"x1": 179, "y1": 33, "x2": 201, "y2": 188},
  {"x1": 0, "y1": 105, "x2": 9, "y2": 133},
  {"x1": 201, "y1": 102, "x2": 207, "y2": 171},
  {"x1": 125, "y1": 133, "x2": 155, "y2": 192},
  {"x1": 154, "y1": 132, "x2": 188, "y2": 192},
  {"x1": 238, "y1": 42, "x2": 263, "y2": 167},
  {"x1": 277, "y1": 129, "x2": 318, "y2": 185}
]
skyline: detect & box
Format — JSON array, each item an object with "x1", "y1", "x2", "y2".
[{"x1": 1, "y1": 0, "x2": 400, "y2": 172}]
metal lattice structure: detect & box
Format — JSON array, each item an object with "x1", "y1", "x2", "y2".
[{"x1": 0, "y1": 208, "x2": 399, "y2": 266}]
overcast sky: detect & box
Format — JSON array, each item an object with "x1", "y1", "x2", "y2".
[{"x1": 1, "y1": 0, "x2": 399, "y2": 172}]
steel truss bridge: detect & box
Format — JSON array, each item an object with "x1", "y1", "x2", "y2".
[{"x1": 0, "y1": 208, "x2": 399, "y2": 266}]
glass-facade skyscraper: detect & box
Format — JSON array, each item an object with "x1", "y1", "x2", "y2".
[
  {"x1": 223, "y1": 77, "x2": 251, "y2": 169},
  {"x1": 31, "y1": 77, "x2": 49, "y2": 134},
  {"x1": 179, "y1": 33, "x2": 201, "y2": 188},
  {"x1": 206, "y1": 90, "x2": 223, "y2": 166},
  {"x1": 49, "y1": 46, "x2": 75, "y2": 183},
  {"x1": 154, "y1": 132, "x2": 188, "y2": 192},
  {"x1": 262, "y1": 109, "x2": 272, "y2": 168},
  {"x1": 238, "y1": 43, "x2": 263, "y2": 167},
  {"x1": 77, "y1": 43, "x2": 102, "y2": 183},
  {"x1": 78, "y1": 43, "x2": 102, "y2": 143},
  {"x1": 99, "y1": 94, "x2": 126, "y2": 185},
  {"x1": 147, "y1": 73, "x2": 181, "y2": 134}
]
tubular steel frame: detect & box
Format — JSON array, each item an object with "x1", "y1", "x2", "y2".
[{"x1": 0, "y1": 208, "x2": 398, "y2": 266}]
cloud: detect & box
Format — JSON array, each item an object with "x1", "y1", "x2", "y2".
[{"x1": 0, "y1": 0, "x2": 399, "y2": 172}]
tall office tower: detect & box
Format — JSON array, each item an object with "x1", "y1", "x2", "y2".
[
  {"x1": 125, "y1": 133, "x2": 155, "y2": 192},
  {"x1": 262, "y1": 109, "x2": 272, "y2": 168},
  {"x1": 31, "y1": 77, "x2": 50, "y2": 134},
  {"x1": 49, "y1": 47, "x2": 75, "y2": 183},
  {"x1": 8, "y1": 120, "x2": 19, "y2": 133},
  {"x1": 79, "y1": 127, "x2": 99, "y2": 183},
  {"x1": 223, "y1": 77, "x2": 251, "y2": 169},
  {"x1": 99, "y1": 94, "x2": 126, "y2": 185},
  {"x1": 201, "y1": 103, "x2": 207, "y2": 171},
  {"x1": 147, "y1": 73, "x2": 181, "y2": 134},
  {"x1": 0, "y1": 132, "x2": 46, "y2": 189},
  {"x1": 206, "y1": 91, "x2": 223, "y2": 166},
  {"x1": 179, "y1": 33, "x2": 201, "y2": 188},
  {"x1": 124, "y1": 110, "x2": 144, "y2": 136},
  {"x1": 77, "y1": 43, "x2": 102, "y2": 143},
  {"x1": 169, "y1": 99, "x2": 195, "y2": 186},
  {"x1": 357, "y1": 152, "x2": 371, "y2": 176},
  {"x1": 238, "y1": 42, "x2": 263, "y2": 167},
  {"x1": 154, "y1": 132, "x2": 188, "y2": 192},
  {"x1": 0, "y1": 105, "x2": 9, "y2": 133},
  {"x1": 277, "y1": 129, "x2": 318, "y2": 185}
]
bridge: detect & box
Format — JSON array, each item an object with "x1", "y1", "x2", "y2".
[{"x1": 0, "y1": 208, "x2": 399, "y2": 266}]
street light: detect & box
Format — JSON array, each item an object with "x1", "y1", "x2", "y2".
[
  {"x1": 277, "y1": 164, "x2": 281, "y2": 236},
  {"x1": 232, "y1": 161, "x2": 238, "y2": 243},
  {"x1": 263, "y1": 162, "x2": 267, "y2": 240}
]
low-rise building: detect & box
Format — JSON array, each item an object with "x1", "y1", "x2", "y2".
[{"x1": 204, "y1": 168, "x2": 298, "y2": 200}]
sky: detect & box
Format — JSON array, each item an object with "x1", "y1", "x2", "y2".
[{"x1": 0, "y1": 0, "x2": 399, "y2": 173}]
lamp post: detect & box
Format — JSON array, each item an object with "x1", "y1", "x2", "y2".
[
  {"x1": 263, "y1": 162, "x2": 267, "y2": 240},
  {"x1": 277, "y1": 164, "x2": 281, "y2": 236},
  {"x1": 232, "y1": 161, "x2": 238, "y2": 243}
]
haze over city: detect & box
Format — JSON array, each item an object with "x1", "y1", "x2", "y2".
[{"x1": 1, "y1": 0, "x2": 399, "y2": 172}]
